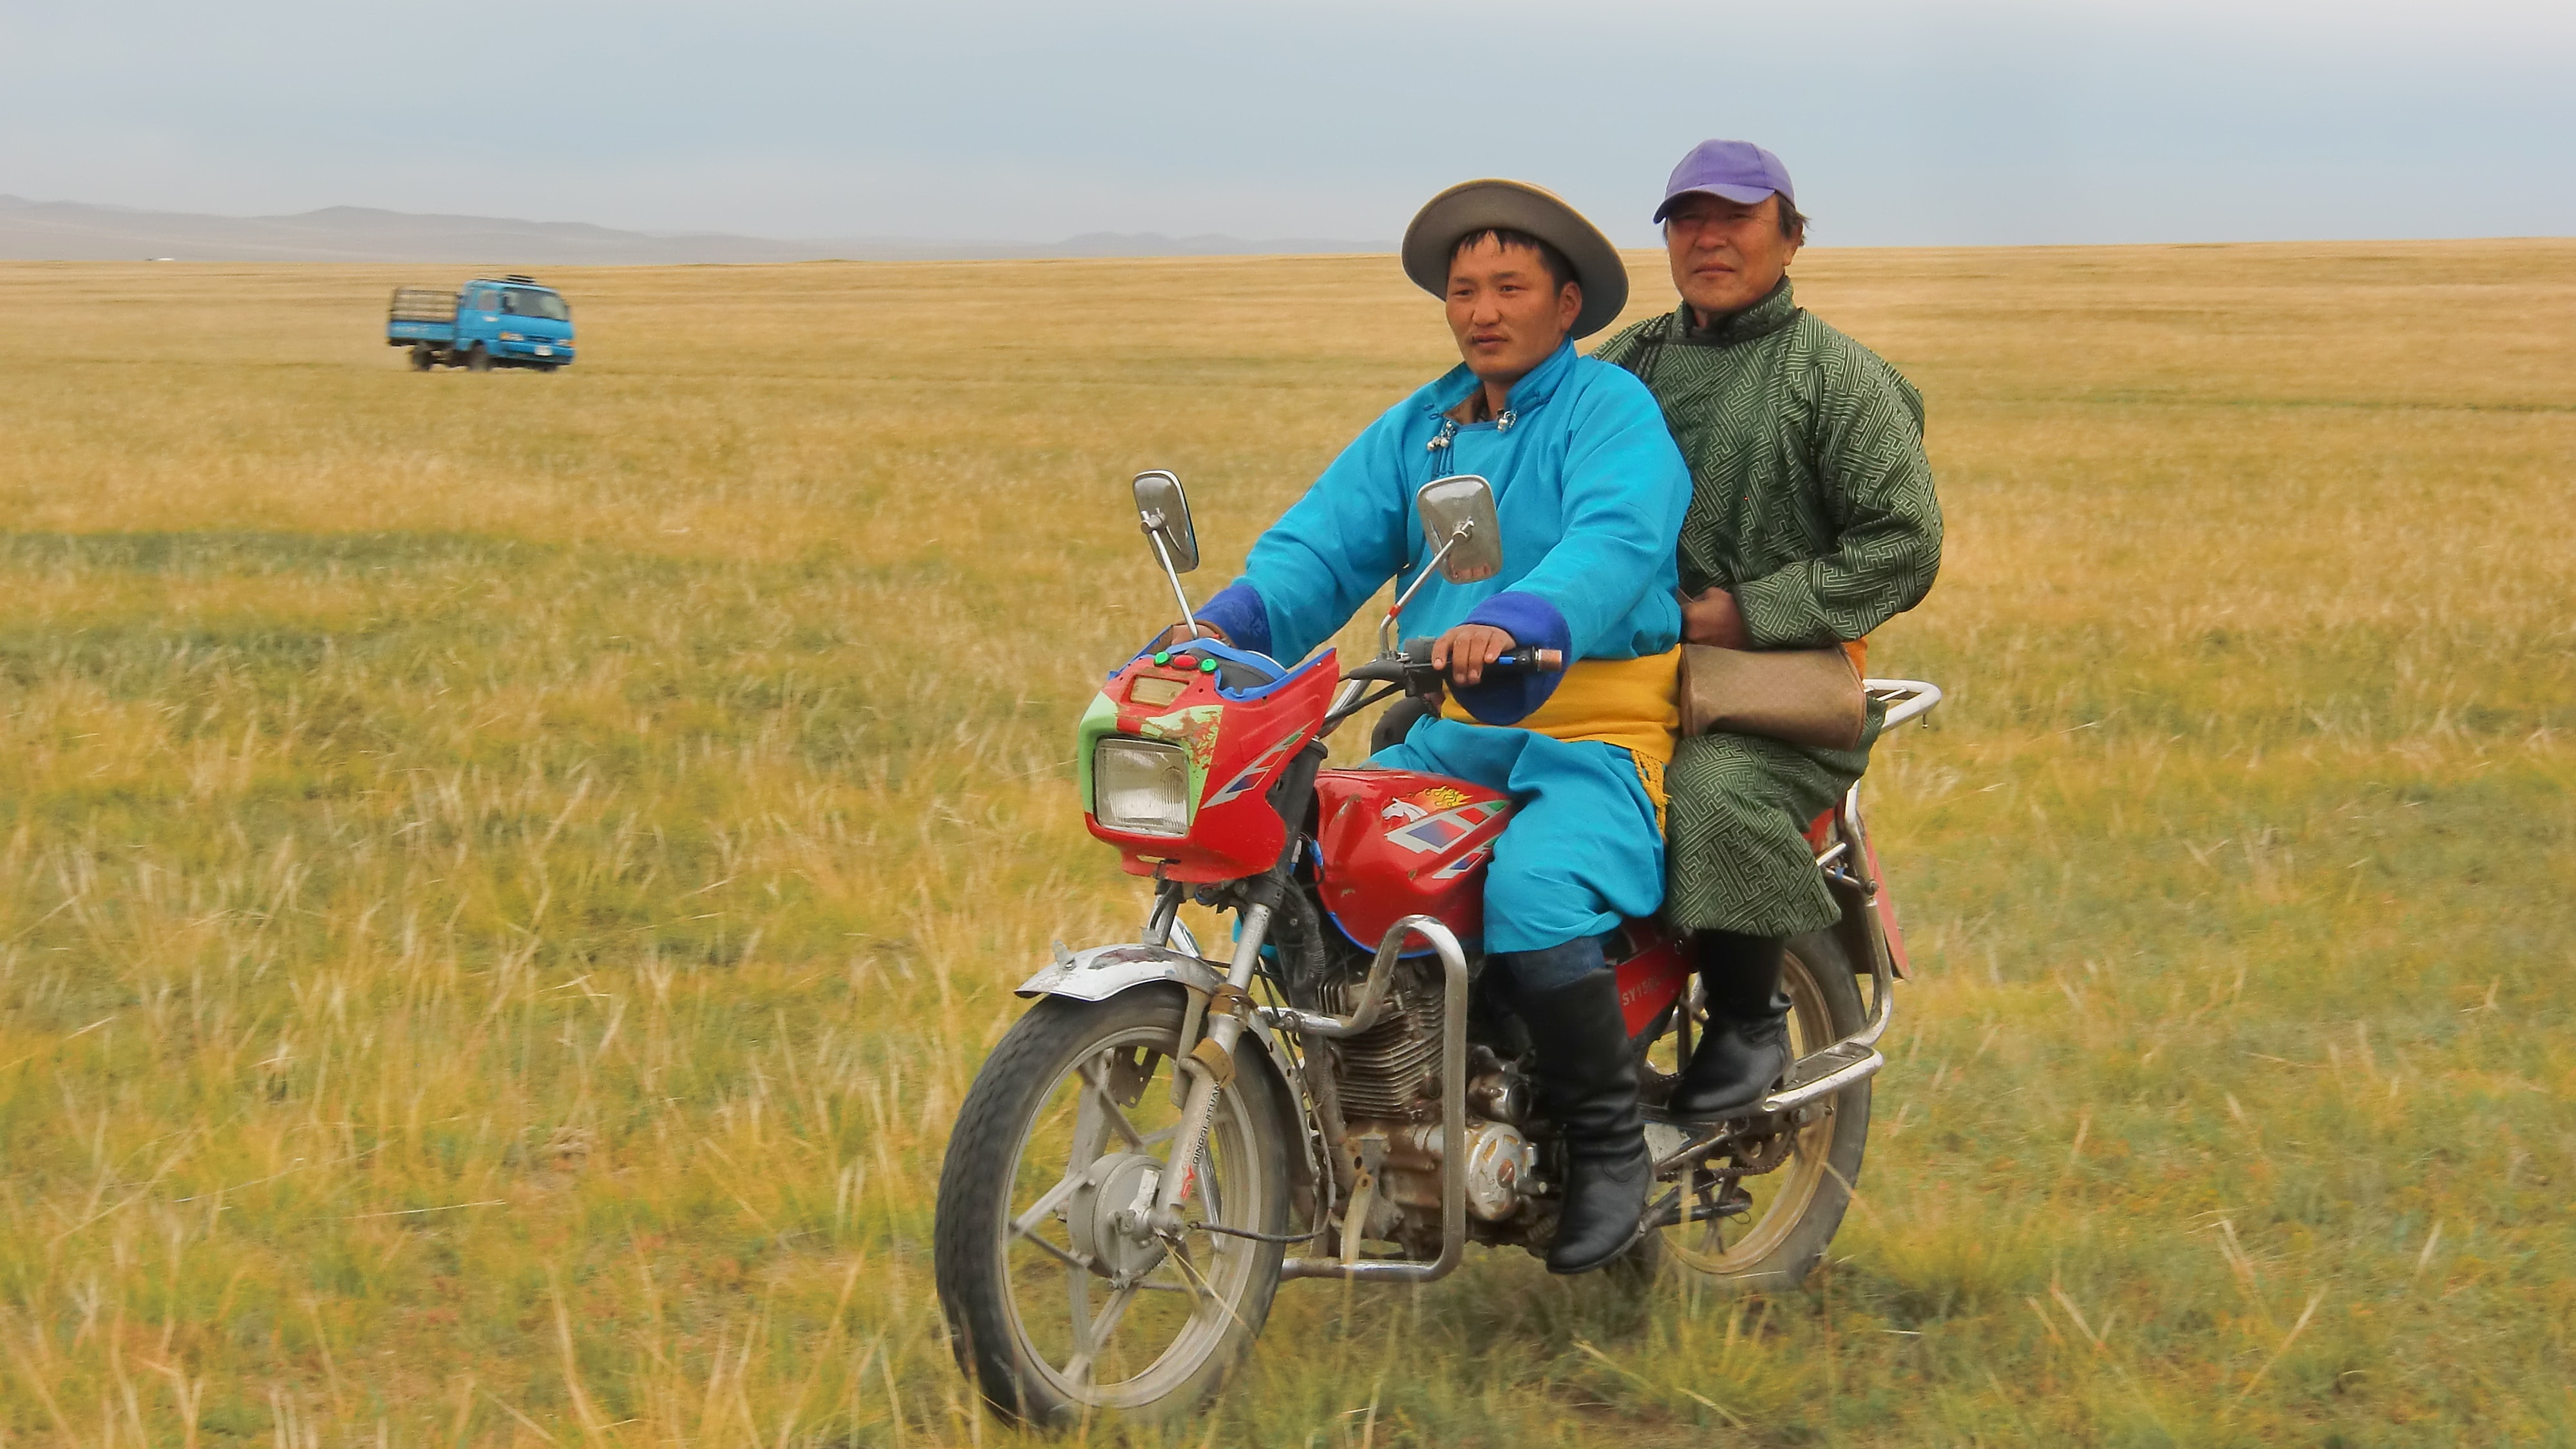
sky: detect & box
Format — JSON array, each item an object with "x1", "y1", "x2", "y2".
[{"x1": 3, "y1": 0, "x2": 2571, "y2": 247}]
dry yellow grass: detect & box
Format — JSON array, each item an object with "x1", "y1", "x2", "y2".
[{"x1": 0, "y1": 240, "x2": 2570, "y2": 1446}]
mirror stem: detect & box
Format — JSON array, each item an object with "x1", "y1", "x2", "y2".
[
  {"x1": 1145, "y1": 525, "x2": 1199, "y2": 637},
  {"x1": 1378, "y1": 524, "x2": 1468, "y2": 654}
]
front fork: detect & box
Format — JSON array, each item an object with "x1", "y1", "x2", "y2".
[
  {"x1": 1141, "y1": 741, "x2": 1324, "y2": 1231},
  {"x1": 1141, "y1": 869, "x2": 1473, "y2": 1282},
  {"x1": 1146, "y1": 891, "x2": 1274, "y2": 1232}
]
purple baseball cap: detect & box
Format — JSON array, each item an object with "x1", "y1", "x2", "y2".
[{"x1": 1653, "y1": 139, "x2": 1795, "y2": 223}]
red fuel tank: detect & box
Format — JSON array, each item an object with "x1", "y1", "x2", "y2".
[{"x1": 1311, "y1": 768, "x2": 1513, "y2": 950}]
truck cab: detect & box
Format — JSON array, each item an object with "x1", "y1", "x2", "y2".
[{"x1": 387, "y1": 275, "x2": 576, "y2": 371}]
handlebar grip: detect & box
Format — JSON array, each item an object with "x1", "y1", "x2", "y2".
[
  {"x1": 1365, "y1": 641, "x2": 1566, "y2": 685},
  {"x1": 1476, "y1": 649, "x2": 1563, "y2": 676}
]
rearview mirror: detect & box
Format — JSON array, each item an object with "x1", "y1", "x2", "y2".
[
  {"x1": 1132, "y1": 470, "x2": 1199, "y2": 574},
  {"x1": 1415, "y1": 474, "x2": 1501, "y2": 583}
]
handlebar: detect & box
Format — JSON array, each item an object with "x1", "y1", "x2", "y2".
[
  {"x1": 1342, "y1": 639, "x2": 1564, "y2": 687},
  {"x1": 1321, "y1": 639, "x2": 1562, "y2": 737}
]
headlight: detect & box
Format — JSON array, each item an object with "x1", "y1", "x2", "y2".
[
  {"x1": 1092, "y1": 737, "x2": 1189, "y2": 837},
  {"x1": 498, "y1": 331, "x2": 524, "y2": 341}
]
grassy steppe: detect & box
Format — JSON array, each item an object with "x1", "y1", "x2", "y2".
[{"x1": 0, "y1": 242, "x2": 2570, "y2": 1446}]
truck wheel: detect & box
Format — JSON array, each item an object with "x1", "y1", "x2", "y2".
[
  {"x1": 408, "y1": 345, "x2": 434, "y2": 371},
  {"x1": 464, "y1": 345, "x2": 493, "y2": 373},
  {"x1": 535, "y1": 362, "x2": 560, "y2": 374}
]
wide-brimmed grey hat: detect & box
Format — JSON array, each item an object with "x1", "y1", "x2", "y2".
[{"x1": 1400, "y1": 178, "x2": 1628, "y2": 340}]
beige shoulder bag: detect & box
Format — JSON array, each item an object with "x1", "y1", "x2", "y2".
[{"x1": 1678, "y1": 643, "x2": 1867, "y2": 750}]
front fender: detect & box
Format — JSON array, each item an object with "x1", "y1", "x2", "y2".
[
  {"x1": 1016, "y1": 936, "x2": 1287, "y2": 1060},
  {"x1": 1014, "y1": 942, "x2": 1225, "y2": 1002},
  {"x1": 1015, "y1": 940, "x2": 1329, "y2": 1211}
]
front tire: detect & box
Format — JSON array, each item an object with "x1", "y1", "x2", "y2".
[
  {"x1": 934, "y1": 989, "x2": 1291, "y2": 1428},
  {"x1": 1630, "y1": 929, "x2": 1871, "y2": 1293},
  {"x1": 464, "y1": 344, "x2": 493, "y2": 372}
]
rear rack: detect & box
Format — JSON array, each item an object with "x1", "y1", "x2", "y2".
[{"x1": 1865, "y1": 678, "x2": 1943, "y2": 730}]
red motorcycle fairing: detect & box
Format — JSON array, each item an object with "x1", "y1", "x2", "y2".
[
  {"x1": 1084, "y1": 645, "x2": 1341, "y2": 882},
  {"x1": 1311, "y1": 768, "x2": 1513, "y2": 949}
]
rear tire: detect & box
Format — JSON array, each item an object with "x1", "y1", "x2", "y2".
[
  {"x1": 934, "y1": 989, "x2": 1290, "y2": 1429},
  {"x1": 464, "y1": 344, "x2": 492, "y2": 372},
  {"x1": 408, "y1": 345, "x2": 434, "y2": 371},
  {"x1": 1629, "y1": 929, "x2": 1871, "y2": 1294}
]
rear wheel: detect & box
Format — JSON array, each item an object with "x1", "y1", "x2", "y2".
[
  {"x1": 464, "y1": 344, "x2": 492, "y2": 372},
  {"x1": 1629, "y1": 929, "x2": 1871, "y2": 1293},
  {"x1": 934, "y1": 989, "x2": 1290, "y2": 1428},
  {"x1": 408, "y1": 345, "x2": 434, "y2": 371}
]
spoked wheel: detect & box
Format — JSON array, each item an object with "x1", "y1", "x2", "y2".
[
  {"x1": 934, "y1": 989, "x2": 1290, "y2": 1428},
  {"x1": 1631, "y1": 930, "x2": 1871, "y2": 1292}
]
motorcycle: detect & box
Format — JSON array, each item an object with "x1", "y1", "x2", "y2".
[{"x1": 933, "y1": 470, "x2": 1942, "y2": 1427}]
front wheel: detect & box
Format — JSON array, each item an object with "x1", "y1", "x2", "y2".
[
  {"x1": 1630, "y1": 929, "x2": 1872, "y2": 1293},
  {"x1": 934, "y1": 989, "x2": 1291, "y2": 1428},
  {"x1": 464, "y1": 344, "x2": 492, "y2": 372}
]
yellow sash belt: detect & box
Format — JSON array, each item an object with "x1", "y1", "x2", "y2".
[{"x1": 1439, "y1": 647, "x2": 1682, "y2": 811}]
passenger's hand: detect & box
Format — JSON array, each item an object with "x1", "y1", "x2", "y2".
[
  {"x1": 1150, "y1": 621, "x2": 1231, "y2": 652},
  {"x1": 1432, "y1": 623, "x2": 1517, "y2": 687},
  {"x1": 1681, "y1": 587, "x2": 1750, "y2": 649}
]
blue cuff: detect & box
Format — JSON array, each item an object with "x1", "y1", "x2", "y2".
[
  {"x1": 1193, "y1": 582, "x2": 1274, "y2": 658},
  {"x1": 1453, "y1": 591, "x2": 1570, "y2": 725}
]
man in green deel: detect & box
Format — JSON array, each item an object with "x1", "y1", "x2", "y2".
[{"x1": 1592, "y1": 140, "x2": 1944, "y2": 1118}]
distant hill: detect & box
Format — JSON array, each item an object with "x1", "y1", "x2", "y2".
[{"x1": 0, "y1": 196, "x2": 1387, "y2": 265}]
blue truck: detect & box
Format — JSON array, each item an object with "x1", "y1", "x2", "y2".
[{"x1": 387, "y1": 275, "x2": 576, "y2": 371}]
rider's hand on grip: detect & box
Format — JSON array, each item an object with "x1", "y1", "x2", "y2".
[
  {"x1": 1430, "y1": 623, "x2": 1517, "y2": 687},
  {"x1": 1401, "y1": 633, "x2": 1562, "y2": 688}
]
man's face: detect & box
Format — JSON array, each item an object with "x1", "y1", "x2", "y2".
[
  {"x1": 1445, "y1": 236, "x2": 1580, "y2": 387},
  {"x1": 1664, "y1": 193, "x2": 1801, "y2": 319}
]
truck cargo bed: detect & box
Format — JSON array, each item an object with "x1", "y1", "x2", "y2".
[{"x1": 388, "y1": 287, "x2": 458, "y2": 324}]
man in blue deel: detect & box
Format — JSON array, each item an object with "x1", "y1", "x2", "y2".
[{"x1": 1153, "y1": 180, "x2": 1690, "y2": 1274}]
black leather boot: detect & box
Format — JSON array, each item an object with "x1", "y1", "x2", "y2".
[
  {"x1": 1665, "y1": 931, "x2": 1793, "y2": 1121},
  {"x1": 1493, "y1": 943, "x2": 1653, "y2": 1275}
]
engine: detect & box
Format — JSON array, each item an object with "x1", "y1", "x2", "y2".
[
  {"x1": 1320, "y1": 958, "x2": 1538, "y2": 1247},
  {"x1": 1320, "y1": 960, "x2": 1446, "y2": 1120}
]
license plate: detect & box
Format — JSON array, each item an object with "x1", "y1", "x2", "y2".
[{"x1": 535, "y1": 346, "x2": 553, "y2": 356}]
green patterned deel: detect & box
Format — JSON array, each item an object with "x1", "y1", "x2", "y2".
[{"x1": 1593, "y1": 278, "x2": 1942, "y2": 934}]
